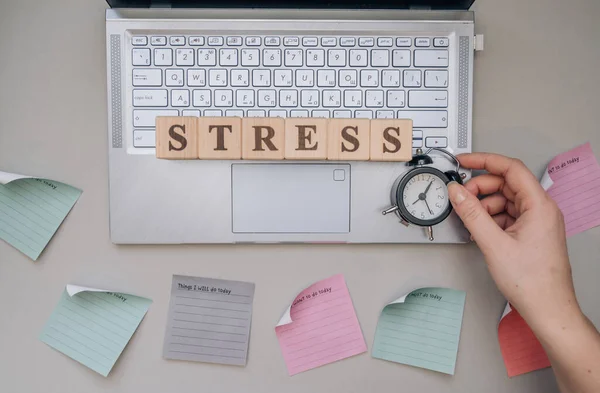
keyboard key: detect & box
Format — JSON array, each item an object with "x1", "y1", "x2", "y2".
[
  {"x1": 312, "y1": 110, "x2": 330, "y2": 118},
  {"x1": 284, "y1": 37, "x2": 299, "y2": 46},
  {"x1": 285, "y1": 49, "x2": 303, "y2": 66},
  {"x1": 303, "y1": 37, "x2": 318, "y2": 47},
  {"x1": 321, "y1": 37, "x2": 337, "y2": 47},
  {"x1": 317, "y1": 70, "x2": 336, "y2": 87},
  {"x1": 246, "y1": 36, "x2": 261, "y2": 46},
  {"x1": 231, "y1": 69, "x2": 249, "y2": 87},
  {"x1": 133, "y1": 89, "x2": 168, "y2": 107},
  {"x1": 359, "y1": 37, "x2": 374, "y2": 47},
  {"x1": 403, "y1": 70, "x2": 422, "y2": 87},
  {"x1": 132, "y1": 48, "x2": 151, "y2": 66},
  {"x1": 328, "y1": 50, "x2": 346, "y2": 66},
  {"x1": 354, "y1": 110, "x2": 372, "y2": 119},
  {"x1": 226, "y1": 109, "x2": 244, "y2": 117},
  {"x1": 377, "y1": 37, "x2": 393, "y2": 47},
  {"x1": 132, "y1": 37, "x2": 147, "y2": 46},
  {"x1": 408, "y1": 90, "x2": 448, "y2": 108},
  {"x1": 165, "y1": 69, "x2": 184, "y2": 87},
  {"x1": 171, "y1": 90, "x2": 190, "y2": 107},
  {"x1": 306, "y1": 49, "x2": 325, "y2": 67},
  {"x1": 349, "y1": 49, "x2": 368, "y2": 67},
  {"x1": 415, "y1": 38, "x2": 431, "y2": 47},
  {"x1": 187, "y1": 69, "x2": 206, "y2": 86},
  {"x1": 322, "y1": 90, "x2": 341, "y2": 107},
  {"x1": 274, "y1": 70, "x2": 293, "y2": 87},
  {"x1": 265, "y1": 36, "x2": 280, "y2": 46},
  {"x1": 264, "y1": 49, "x2": 282, "y2": 67},
  {"x1": 182, "y1": 110, "x2": 200, "y2": 117},
  {"x1": 413, "y1": 130, "x2": 423, "y2": 139},
  {"x1": 150, "y1": 36, "x2": 167, "y2": 46},
  {"x1": 269, "y1": 110, "x2": 287, "y2": 118},
  {"x1": 333, "y1": 110, "x2": 352, "y2": 118},
  {"x1": 397, "y1": 110, "x2": 447, "y2": 127},
  {"x1": 392, "y1": 49, "x2": 411, "y2": 67},
  {"x1": 252, "y1": 69, "x2": 271, "y2": 87},
  {"x1": 424, "y1": 70, "x2": 448, "y2": 87},
  {"x1": 426, "y1": 137, "x2": 448, "y2": 148},
  {"x1": 247, "y1": 110, "x2": 266, "y2": 117},
  {"x1": 360, "y1": 69, "x2": 379, "y2": 87},
  {"x1": 236, "y1": 90, "x2": 255, "y2": 107},
  {"x1": 133, "y1": 109, "x2": 178, "y2": 127},
  {"x1": 227, "y1": 36, "x2": 243, "y2": 46},
  {"x1": 214, "y1": 89, "x2": 233, "y2": 107},
  {"x1": 189, "y1": 36, "x2": 205, "y2": 46},
  {"x1": 376, "y1": 110, "x2": 395, "y2": 119},
  {"x1": 204, "y1": 110, "x2": 222, "y2": 116},
  {"x1": 301, "y1": 90, "x2": 319, "y2": 107},
  {"x1": 413, "y1": 138, "x2": 423, "y2": 148},
  {"x1": 258, "y1": 90, "x2": 276, "y2": 107},
  {"x1": 340, "y1": 37, "x2": 356, "y2": 47},
  {"x1": 279, "y1": 90, "x2": 298, "y2": 107},
  {"x1": 170, "y1": 36, "x2": 185, "y2": 46},
  {"x1": 296, "y1": 70, "x2": 314, "y2": 87},
  {"x1": 154, "y1": 48, "x2": 173, "y2": 66},
  {"x1": 208, "y1": 69, "x2": 227, "y2": 86},
  {"x1": 290, "y1": 110, "x2": 309, "y2": 117},
  {"x1": 339, "y1": 70, "x2": 357, "y2": 87},
  {"x1": 193, "y1": 90, "x2": 211, "y2": 107},
  {"x1": 208, "y1": 36, "x2": 224, "y2": 46},
  {"x1": 433, "y1": 37, "x2": 449, "y2": 47},
  {"x1": 365, "y1": 90, "x2": 384, "y2": 107},
  {"x1": 396, "y1": 37, "x2": 412, "y2": 47},
  {"x1": 241, "y1": 49, "x2": 260, "y2": 66},
  {"x1": 381, "y1": 70, "x2": 400, "y2": 87},
  {"x1": 197, "y1": 49, "x2": 216, "y2": 66},
  {"x1": 387, "y1": 90, "x2": 406, "y2": 107},
  {"x1": 133, "y1": 130, "x2": 155, "y2": 147},
  {"x1": 219, "y1": 48, "x2": 238, "y2": 66},
  {"x1": 371, "y1": 49, "x2": 389, "y2": 67},
  {"x1": 414, "y1": 50, "x2": 449, "y2": 67},
  {"x1": 343, "y1": 90, "x2": 362, "y2": 107},
  {"x1": 175, "y1": 49, "x2": 194, "y2": 66},
  {"x1": 132, "y1": 69, "x2": 162, "y2": 87}
]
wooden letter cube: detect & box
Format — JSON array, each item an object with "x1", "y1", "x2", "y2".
[
  {"x1": 327, "y1": 118, "x2": 371, "y2": 161},
  {"x1": 241, "y1": 117, "x2": 285, "y2": 160},
  {"x1": 284, "y1": 118, "x2": 329, "y2": 160},
  {"x1": 370, "y1": 119, "x2": 413, "y2": 162},
  {"x1": 156, "y1": 116, "x2": 198, "y2": 160},
  {"x1": 198, "y1": 117, "x2": 242, "y2": 160}
]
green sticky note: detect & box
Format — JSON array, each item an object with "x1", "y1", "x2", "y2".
[
  {"x1": 0, "y1": 177, "x2": 81, "y2": 260},
  {"x1": 40, "y1": 286, "x2": 152, "y2": 377},
  {"x1": 372, "y1": 287, "x2": 466, "y2": 375}
]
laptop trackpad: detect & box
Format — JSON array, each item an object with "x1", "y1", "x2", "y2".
[{"x1": 232, "y1": 164, "x2": 350, "y2": 233}]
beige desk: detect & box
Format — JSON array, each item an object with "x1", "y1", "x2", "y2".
[{"x1": 1, "y1": 0, "x2": 599, "y2": 392}]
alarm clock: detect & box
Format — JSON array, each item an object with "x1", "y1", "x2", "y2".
[{"x1": 382, "y1": 148, "x2": 466, "y2": 241}]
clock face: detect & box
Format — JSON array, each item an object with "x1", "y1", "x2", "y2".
[{"x1": 398, "y1": 168, "x2": 451, "y2": 225}]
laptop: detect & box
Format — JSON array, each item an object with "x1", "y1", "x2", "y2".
[{"x1": 105, "y1": 0, "x2": 476, "y2": 244}]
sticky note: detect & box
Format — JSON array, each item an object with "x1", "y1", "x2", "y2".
[
  {"x1": 275, "y1": 274, "x2": 367, "y2": 376},
  {"x1": 39, "y1": 285, "x2": 152, "y2": 377},
  {"x1": 541, "y1": 143, "x2": 600, "y2": 237},
  {"x1": 0, "y1": 171, "x2": 81, "y2": 260},
  {"x1": 372, "y1": 287, "x2": 466, "y2": 375},
  {"x1": 163, "y1": 275, "x2": 255, "y2": 366},
  {"x1": 498, "y1": 303, "x2": 550, "y2": 377}
]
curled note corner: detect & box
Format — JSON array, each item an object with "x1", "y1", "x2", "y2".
[
  {"x1": 276, "y1": 306, "x2": 293, "y2": 327},
  {"x1": 66, "y1": 284, "x2": 111, "y2": 297},
  {"x1": 540, "y1": 170, "x2": 554, "y2": 191},
  {"x1": 0, "y1": 170, "x2": 33, "y2": 185},
  {"x1": 500, "y1": 302, "x2": 513, "y2": 322}
]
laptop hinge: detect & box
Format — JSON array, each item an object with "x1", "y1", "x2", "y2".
[
  {"x1": 150, "y1": 1, "x2": 171, "y2": 8},
  {"x1": 409, "y1": 6, "x2": 432, "y2": 10}
]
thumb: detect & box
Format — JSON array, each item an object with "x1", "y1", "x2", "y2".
[{"x1": 447, "y1": 181, "x2": 507, "y2": 252}]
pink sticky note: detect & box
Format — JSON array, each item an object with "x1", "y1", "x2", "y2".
[
  {"x1": 543, "y1": 143, "x2": 600, "y2": 237},
  {"x1": 498, "y1": 303, "x2": 551, "y2": 377},
  {"x1": 275, "y1": 274, "x2": 367, "y2": 376}
]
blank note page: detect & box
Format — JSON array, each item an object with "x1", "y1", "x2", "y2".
[
  {"x1": 163, "y1": 275, "x2": 255, "y2": 366},
  {"x1": 498, "y1": 306, "x2": 550, "y2": 377},
  {"x1": 39, "y1": 288, "x2": 152, "y2": 377},
  {"x1": 0, "y1": 177, "x2": 81, "y2": 260},
  {"x1": 275, "y1": 274, "x2": 366, "y2": 376},
  {"x1": 372, "y1": 287, "x2": 466, "y2": 375}
]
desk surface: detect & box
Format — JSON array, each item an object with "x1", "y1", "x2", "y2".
[{"x1": 1, "y1": 0, "x2": 599, "y2": 392}]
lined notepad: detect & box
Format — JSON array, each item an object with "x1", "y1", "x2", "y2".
[
  {"x1": 163, "y1": 275, "x2": 255, "y2": 366},
  {"x1": 275, "y1": 274, "x2": 367, "y2": 376},
  {"x1": 541, "y1": 143, "x2": 600, "y2": 237},
  {"x1": 39, "y1": 285, "x2": 152, "y2": 377},
  {"x1": 498, "y1": 303, "x2": 551, "y2": 377},
  {"x1": 372, "y1": 287, "x2": 466, "y2": 375},
  {"x1": 0, "y1": 171, "x2": 81, "y2": 260}
]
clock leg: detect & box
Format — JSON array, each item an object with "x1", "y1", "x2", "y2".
[{"x1": 426, "y1": 226, "x2": 434, "y2": 241}]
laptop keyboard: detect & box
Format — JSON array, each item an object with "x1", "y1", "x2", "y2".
[{"x1": 130, "y1": 34, "x2": 450, "y2": 150}]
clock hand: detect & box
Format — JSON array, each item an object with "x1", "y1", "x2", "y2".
[
  {"x1": 423, "y1": 180, "x2": 434, "y2": 195},
  {"x1": 424, "y1": 199, "x2": 434, "y2": 215},
  {"x1": 412, "y1": 198, "x2": 420, "y2": 205}
]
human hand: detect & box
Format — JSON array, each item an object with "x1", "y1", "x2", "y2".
[{"x1": 447, "y1": 153, "x2": 581, "y2": 330}]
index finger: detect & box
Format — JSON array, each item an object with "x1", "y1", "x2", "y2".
[{"x1": 457, "y1": 153, "x2": 547, "y2": 201}]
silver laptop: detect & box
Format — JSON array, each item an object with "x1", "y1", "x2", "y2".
[{"x1": 105, "y1": 0, "x2": 476, "y2": 244}]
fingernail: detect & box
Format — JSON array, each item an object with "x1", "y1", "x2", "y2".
[{"x1": 448, "y1": 181, "x2": 467, "y2": 205}]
